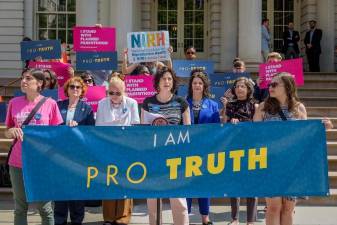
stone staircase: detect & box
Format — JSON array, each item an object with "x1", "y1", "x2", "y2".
[{"x1": 0, "y1": 73, "x2": 336, "y2": 205}]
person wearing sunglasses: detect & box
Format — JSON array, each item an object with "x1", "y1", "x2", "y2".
[
  {"x1": 54, "y1": 77, "x2": 95, "y2": 225},
  {"x1": 185, "y1": 46, "x2": 197, "y2": 60},
  {"x1": 254, "y1": 72, "x2": 307, "y2": 225},
  {"x1": 222, "y1": 77, "x2": 258, "y2": 225},
  {"x1": 5, "y1": 68, "x2": 63, "y2": 225},
  {"x1": 96, "y1": 74, "x2": 139, "y2": 225},
  {"x1": 186, "y1": 69, "x2": 219, "y2": 225},
  {"x1": 43, "y1": 69, "x2": 58, "y2": 89},
  {"x1": 80, "y1": 72, "x2": 96, "y2": 86}
]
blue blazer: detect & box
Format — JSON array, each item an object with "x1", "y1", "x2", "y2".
[
  {"x1": 57, "y1": 99, "x2": 95, "y2": 125},
  {"x1": 187, "y1": 97, "x2": 220, "y2": 124}
]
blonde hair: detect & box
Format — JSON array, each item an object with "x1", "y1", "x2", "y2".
[
  {"x1": 109, "y1": 76, "x2": 126, "y2": 94},
  {"x1": 267, "y1": 52, "x2": 282, "y2": 61}
]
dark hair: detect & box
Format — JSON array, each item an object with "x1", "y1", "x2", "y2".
[
  {"x1": 80, "y1": 72, "x2": 96, "y2": 86},
  {"x1": 22, "y1": 37, "x2": 32, "y2": 42},
  {"x1": 262, "y1": 18, "x2": 269, "y2": 24},
  {"x1": 231, "y1": 77, "x2": 254, "y2": 100},
  {"x1": 232, "y1": 57, "x2": 241, "y2": 64},
  {"x1": 263, "y1": 72, "x2": 301, "y2": 115},
  {"x1": 153, "y1": 66, "x2": 178, "y2": 94},
  {"x1": 21, "y1": 68, "x2": 46, "y2": 92},
  {"x1": 233, "y1": 60, "x2": 245, "y2": 69},
  {"x1": 185, "y1": 46, "x2": 196, "y2": 53},
  {"x1": 187, "y1": 68, "x2": 210, "y2": 98},
  {"x1": 43, "y1": 69, "x2": 58, "y2": 89}
]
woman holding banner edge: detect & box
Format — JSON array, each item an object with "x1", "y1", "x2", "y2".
[
  {"x1": 253, "y1": 72, "x2": 306, "y2": 225},
  {"x1": 223, "y1": 76, "x2": 258, "y2": 225},
  {"x1": 141, "y1": 66, "x2": 190, "y2": 225},
  {"x1": 186, "y1": 68, "x2": 219, "y2": 225},
  {"x1": 5, "y1": 68, "x2": 63, "y2": 225}
]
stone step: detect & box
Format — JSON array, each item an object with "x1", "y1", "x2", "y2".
[
  {"x1": 301, "y1": 97, "x2": 337, "y2": 107},
  {"x1": 328, "y1": 142, "x2": 337, "y2": 155},
  {"x1": 328, "y1": 155, "x2": 337, "y2": 171},
  {"x1": 329, "y1": 171, "x2": 337, "y2": 188},
  {"x1": 298, "y1": 88, "x2": 337, "y2": 97},
  {"x1": 326, "y1": 129, "x2": 337, "y2": 142},
  {"x1": 306, "y1": 107, "x2": 337, "y2": 117}
]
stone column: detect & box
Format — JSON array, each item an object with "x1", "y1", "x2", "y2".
[
  {"x1": 238, "y1": 0, "x2": 262, "y2": 71},
  {"x1": 317, "y1": 0, "x2": 335, "y2": 72},
  {"x1": 24, "y1": 0, "x2": 34, "y2": 39},
  {"x1": 76, "y1": 0, "x2": 98, "y2": 26},
  {"x1": 220, "y1": 0, "x2": 238, "y2": 71}
]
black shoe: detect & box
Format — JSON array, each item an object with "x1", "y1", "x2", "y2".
[
  {"x1": 71, "y1": 223, "x2": 82, "y2": 225},
  {"x1": 203, "y1": 222, "x2": 213, "y2": 225}
]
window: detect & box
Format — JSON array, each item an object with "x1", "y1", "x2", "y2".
[
  {"x1": 36, "y1": 0, "x2": 76, "y2": 44},
  {"x1": 262, "y1": 0, "x2": 295, "y2": 52}
]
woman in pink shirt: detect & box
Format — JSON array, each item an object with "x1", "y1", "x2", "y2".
[{"x1": 5, "y1": 68, "x2": 63, "y2": 225}]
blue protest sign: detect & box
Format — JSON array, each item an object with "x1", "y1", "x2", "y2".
[
  {"x1": 22, "y1": 121, "x2": 328, "y2": 202},
  {"x1": 76, "y1": 52, "x2": 117, "y2": 70},
  {"x1": 20, "y1": 40, "x2": 61, "y2": 60},
  {"x1": 173, "y1": 60, "x2": 214, "y2": 77},
  {"x1": 0, "y1": 102, "x2": 7, "y2": 123},
  {"x1": 14, "y1": 89, "x2": 58, "y2": 101},
  {"x1": 209, "y1": 86, "x2": 227, "y2": 106},
  {"x1": 177, "y1": 85, "x2": 188, "y2": 98},
  {"x1": 209, "y1": 72, "x2": 251, "y2": 88}
]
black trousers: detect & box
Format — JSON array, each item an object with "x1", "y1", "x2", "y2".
[
  {"x1": 230, "y1": 197, "x2": 258, "y2": 223},
  {"x1": 307, "y1": 52, "x2": 320, "y2": 72},
  {"x1": 54, "y1": 200, "x2": 85, "y2": 224}
]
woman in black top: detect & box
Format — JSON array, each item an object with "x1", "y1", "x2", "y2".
[{"x1": 223, "y1": 77, "x2": 258, "y2": 225}]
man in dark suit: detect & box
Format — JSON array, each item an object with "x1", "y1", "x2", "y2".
[
  {"x1": 304, "y1": 20, "x2": 322, "y2": 72},
  {"x1": 283, "y1": 22, "x2": 300, "y2": 59}
]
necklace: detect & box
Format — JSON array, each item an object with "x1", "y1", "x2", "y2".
[{"x1": 192, "y1": 100, "x2": 202, "y2": 110}]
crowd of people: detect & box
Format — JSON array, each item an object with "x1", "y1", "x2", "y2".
[{"x1": 4, "y1": 43, "x2": 334, "y2": 225}]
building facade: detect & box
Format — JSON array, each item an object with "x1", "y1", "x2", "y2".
[{"x1": 0, "y1": 0, "x2": 336, "y2": 78}]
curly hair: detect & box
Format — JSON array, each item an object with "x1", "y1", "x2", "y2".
[
  {"x1": 187, "y1": 68, "x2": 210, "y2": 98},
  {"x1": 231, "y1": 77, "x2": 254, "y2": 100},
  {"x1": 153, "y1": 66, "x2": 178, "y2": 94}
]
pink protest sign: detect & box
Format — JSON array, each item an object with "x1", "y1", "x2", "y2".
[
  {"x1": 125, "y1": 75, "x2": 157, "y2": 103},
  {"x1": 73, "y1": 27, "x2": 116, "y2": 52},
  {"x1": 58, "y1": 86, "x2": 106, "y2": 112},
  {"x1": 258, "y1": 58, "x2": 304, "y2": 88},
  {"x1": 29, "y1": 61, "x2": 71, "y2": 87}
]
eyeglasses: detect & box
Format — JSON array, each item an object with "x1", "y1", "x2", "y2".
[
  {"x1": 108, "y1": 91, "x2": 122, "y2": 96},
  {"x1": 44, "y1": 77, "x2": 51, "y2": 81},
  {"x1": 186, "y1": 51, "x2": 195, "y2": 55},
  {"x1": 69, "y1": 85, "x2": 82, "y2": 90},
  {"x1": 234, "y1": 84, "x2": 247, "y2": 89},
  {"x1": 83, "y1": 79, "x2": 93, "y2": 84},
  {"x1": 268, "y1": 82, "x2": 282, "y2": 88},
  {"x1": 21, "y1": 76, "x2": 35, "y2": 81}
]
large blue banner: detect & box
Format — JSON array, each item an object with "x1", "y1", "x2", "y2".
[
  {"x1": 20, "y1": 40, "x2": 61, "y2": 60},
  {"x1": 173, "y1": 60, "x2": 214, "y2": 77},
  {"x1": 76, "y1": 51, "x2": 117, "y2": 70},
  {"x1": 22, "y1": 121, "x2": 328, "y2": 202}
]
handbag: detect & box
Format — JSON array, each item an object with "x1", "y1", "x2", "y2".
[{"x1": 0, "y1": 97, "x2": 48, "y2": 187}]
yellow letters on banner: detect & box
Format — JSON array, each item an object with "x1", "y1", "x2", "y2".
[
  {"x1": 186, "y1": 156, "x2": 203, "y2": 177},
  {"x1": 207, "y1": 152, "x2": 225, "y2": 174},
  {"x1": 126, "y1": 162, "x2": 147, "y2": 184},
  {"x1": 229, "y1": 150, "x2": 245, "y2": 172},
  {"x1": 106, "y1": 165, "x2": 118, "y2": 185},
  {"x1": 167, "y1": 158, "x2": 182, "y2": 180},
  {"x1": 248, "y1": 147, "x2": 267, "y2": 170},
  {"x1": 87, "y1": 166, "x2": 98, "y2": 188}
]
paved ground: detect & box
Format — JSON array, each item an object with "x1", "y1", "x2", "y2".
[{"x1": 0, "y1": 200, "x2": 337, "y2": 225}]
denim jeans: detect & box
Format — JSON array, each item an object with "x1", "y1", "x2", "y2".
[{"x1": 9, "y1": 166, "x2": 54, "y2": 225}]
